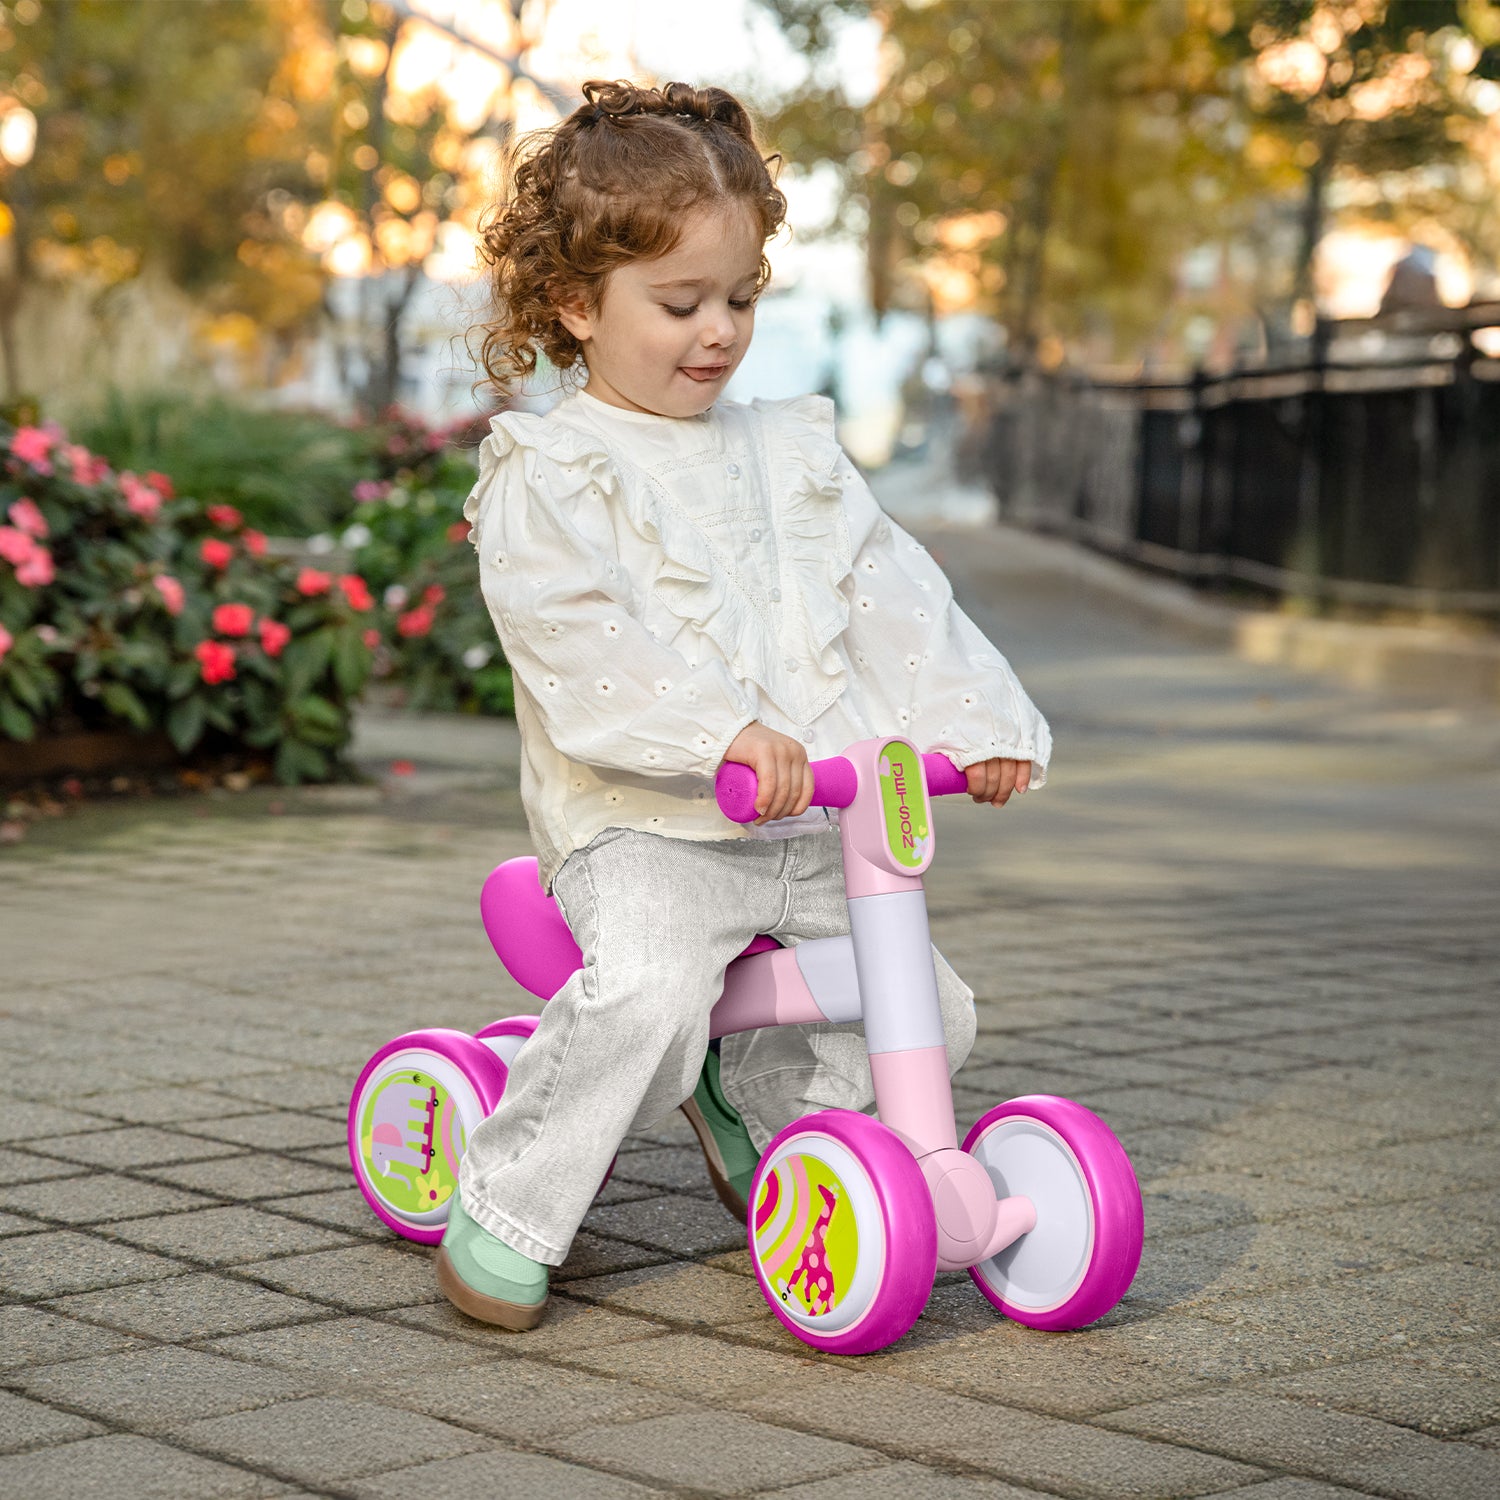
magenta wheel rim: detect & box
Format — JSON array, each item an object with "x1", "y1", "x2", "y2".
[
  {"x1": 962, "y1": 1095, "x2": 1143, "y2": 1330},
  {"x1": 347, "y1": 1029, "x2": 507, "y2": 1244},
  {"x1": 747, "y1": 1109, "x2": 935, "y2": 1356}
]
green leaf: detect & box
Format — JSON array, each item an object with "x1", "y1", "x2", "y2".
[
  {"x1": 332, "y1": 625, "x2": 368, "y2": 696},
  {"x1": 166, "y1": 695, "x2": 206, "y2": 752},
  {"x1": 100, "y1": 681, "x2": 152, "y2": 730},
  {"x1": 167, "y1": 660, "x2": 200, "y2": 699},
  {"x1": 273, "y1": 737, "x2": 329, "y2": 785},
  {"x1": 281, "y1": 628, "x2": 333, "y2": 697},
  {"x1": 0, "y1": 694, "x2": 35, "y2": 741}
]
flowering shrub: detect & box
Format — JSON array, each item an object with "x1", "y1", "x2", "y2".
[
  {"x1": 0, "y1": 422, "x2": 376, "y2": 783},
  {"x1": 343, "y1": 462, "x2": 513, "y2": 716}
]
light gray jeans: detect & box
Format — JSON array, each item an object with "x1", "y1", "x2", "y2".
[{"x1": 458, "y1": 825, "x2": 977, "y2": 1264}]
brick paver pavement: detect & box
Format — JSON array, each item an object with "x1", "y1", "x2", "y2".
[{"x1": 3, "y1": 506, "x2": 1497, "y2": 1498}]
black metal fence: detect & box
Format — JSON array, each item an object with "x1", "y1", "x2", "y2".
[{"x1": 977, "y1": 337, "x2": 1500, "y2": 614}]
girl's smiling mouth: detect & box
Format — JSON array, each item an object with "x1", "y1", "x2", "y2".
[{"x1": 681, "y1": 362, "x2": 731, "y2": 382}]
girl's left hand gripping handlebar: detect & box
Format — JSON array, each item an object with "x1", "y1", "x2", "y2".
[{"x1": 714, "y1": 749, "x2": 969, "y2": 824}]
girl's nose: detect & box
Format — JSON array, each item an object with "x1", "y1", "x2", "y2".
[{"x1": 702, "y1": 305, "x2": 736, "y2": 347}]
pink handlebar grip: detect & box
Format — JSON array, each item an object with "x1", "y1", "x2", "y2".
[
  {"x1": 921, "y1": 751, "x2": 969, "y2": 797},
  {"x1": 715, "y1": 756, "x2": 857, "y2": 824},
  {"x1": 714, "y1": 748, "x2": 971, "y2": 823}
]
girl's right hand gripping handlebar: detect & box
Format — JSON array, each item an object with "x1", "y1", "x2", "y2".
[{"x1": 714, "y1": 749, "x2": 969, "y2": 824}]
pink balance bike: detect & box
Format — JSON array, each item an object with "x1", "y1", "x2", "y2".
[{"x1": 348, "y1": 736, "x2": 1143, "y2": 1355}]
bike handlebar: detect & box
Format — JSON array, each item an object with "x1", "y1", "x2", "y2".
[{"x1": 714, "y1": 751, "x2": 969, "y2": 825}]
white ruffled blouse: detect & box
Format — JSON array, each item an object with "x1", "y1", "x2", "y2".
[{"x1": 463, "y1": 388, "x2": 1052, "y2": 893}]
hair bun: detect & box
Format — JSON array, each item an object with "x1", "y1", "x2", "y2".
[{"x1": 580, "y1": 79, "x2": 755, "y2": 143}]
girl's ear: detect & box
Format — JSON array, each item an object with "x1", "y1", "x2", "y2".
[{"x1": 555, "y1": 288, "x2": 594, "y2": 344}]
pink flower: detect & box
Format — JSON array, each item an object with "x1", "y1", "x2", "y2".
[
  {"x1": 64, "y1": 444, "x2": 108, "y2": 485},
  {"x1": 8, "y1": 498, "x2": 47, "y2": 537},
  {"x1": 259, "y1": 618, "x2": 291, "y2": 657},
  {"x1": 242, "y1": 529, "x2": 267, "y2": 557},
  {"x1": 338, "y1": 574, "x2": 374, "y2": 611},
  {"x1": 194, "y1": 639, "x2": 237, "y2": 684},
  {"x1": 397, "y1": 604, "x2": 434, "y2": 638},
  {"x1": 0, "y1": 623, "x2": 11, "y2": 662},
  {"x1": 212, "y1": 602, "x2": 254, "y2": 637},
  {"x1": 206, "y1": 504, "x2": 242, "y2": 529},
  {"x1": 9, "y1": 426, "x2": 55, "y2": 472},
  {"x1": 153, "y1": 574, "x2": 185, "y2": 616},
  {"x1": 422, "y1": 583, "x2": 445, "y2": 606},
  {"x1": 0, "y1": 526, "x2": 32, "y2": 565},
  {"x1": 15, "y1": 547, "x2": 54, "y2": 587},
  {"x1": 145, "y1": 470, "x2": 175, "y2": 500},
  {"x1": 447, "y1": 521, "x2": 470, "y2": 543},
  {"x1": 352, "y1": 480, "x2": 390, "y2": 504},
  {"x1": 390, "y1": 759, "x2": 415, "y2": 776},
  {"x1": 121, "y1": 472, "x2": 165, "y2": 520},
  {"x1": 200, "y1": 538, "x2": 234, "y2": 570},
  {"x1": 297, "y1": 568, "x2": 332, "y2": 596},
  {"x1": 363, "y1": 627, "x2": 381, "y2": 648}
]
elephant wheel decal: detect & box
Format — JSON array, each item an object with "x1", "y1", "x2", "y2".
[{"x1": 359, "y1": 1069, "x2": 464, "y2": 1216}]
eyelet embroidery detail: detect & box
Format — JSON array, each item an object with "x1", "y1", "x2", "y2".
[
  {"x1": 693, "y1": 733, "x2": 714, "y2": 752},
  {"x1": 542, "y1": 621, "x2": 563, "y2": 638},
  {"x1": 491, "y1": 550, "x2": 508, "y2": 568},
  {"x1": 602, "y1": 619, "x2": 621, "y2": 637},
  {"x1": 860, "y1": 557, "x2": 879, "y2": 574},
  {"x1": 595, "y1": 677, "x2": 615, "y2": 696},
  {"x1": 856, "y1": 595, "x2": 875, "y2": 613},
  {"x1": 544, "y1": 675, "x2": 560, "y2": 692},
  {"x1": 961, "y1": 692, "x2": 978, "y2": 708},
  {"x1": 654, "y1": 678, "x2": 672, "y2": 696},
  {"x1": 571, "y1": 778, "x2": 588, "y2": 791},
  {"x1": 904, "y1": 653, "x2": 921, "y2": 673},
  {"x1": 896, "y1": 707, "x2": 910, "y2": 726},
  {"x1": 913, "y1": 606, "x2": 930, "y2": 623},
  {"x1": 642, "y1": 748, "x2": 662, "y2": 764},
  {"x1": 683, "y1": 685, "x2": 701, "y2": 703},
  {"x1": 605, "y1": 789, "x2": 623, "y2": 805}
]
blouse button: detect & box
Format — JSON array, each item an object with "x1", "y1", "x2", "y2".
[
  {"x1": 802, "y1": 730, "x2": 815, "y2": 744},
  {"x1": 748, "y1": 528, "x2": 762, "y2": 542},
  {"x1": 769, "y1": 586, "x2": 781, "y2": 602},
  {"x1": 726, "y1": 462, "x2": 741, "y2": 479},
  {"x1": 784, "y1": 656, "x2": 799, "y2": 673}
]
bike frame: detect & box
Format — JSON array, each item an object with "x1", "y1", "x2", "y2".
[{"x1": 707, "y1": 737, "x2": 1036, "y2": 1271}]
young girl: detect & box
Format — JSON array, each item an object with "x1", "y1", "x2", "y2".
[{"x1": 441, "y1": 79, "x2": 1051, "y2": 1329}]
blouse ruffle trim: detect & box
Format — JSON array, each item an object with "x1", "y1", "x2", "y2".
[{"x1": 467, "y1": 396, "x2": 853, "y2": 724}]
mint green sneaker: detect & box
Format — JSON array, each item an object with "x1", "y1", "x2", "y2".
[
  {"x1": 680, "y1": 1047, "x2": 759, "y2": 1223},
  {"x1": 435, "y1": 1189, "x2": 548, "y2": 1330}
]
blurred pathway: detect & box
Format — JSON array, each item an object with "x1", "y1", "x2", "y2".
[{"x1": 2, "y1": 489, "x2": 1498, "y2": 1498}]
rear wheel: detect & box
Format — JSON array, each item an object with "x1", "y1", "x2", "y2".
[{"x1": 348, "y1": 1030, "x2": 506, "y2": 1244}]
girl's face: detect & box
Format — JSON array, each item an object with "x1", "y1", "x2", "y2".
[{"x1": 557, "y1": 202, "x2": 762, "y2": 418}]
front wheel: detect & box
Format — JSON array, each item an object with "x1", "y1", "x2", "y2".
[
  {"x1": 748, "y1": 1110, "x2": 935, "y2": 1356},
  {"x1": 963, "y1": 1095, "x2": 1143, "y2": 1330}
]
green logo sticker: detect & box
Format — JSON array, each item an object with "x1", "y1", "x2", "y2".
[
  {"x1": 360, "y1": 1069, "x2": 463, "y2": 1216},
  {"x1": 877, "y1": 739, "x2": 930, "y2": 869}
]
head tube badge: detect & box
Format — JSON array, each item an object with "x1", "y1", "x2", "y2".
[{"x1": 877, "y1": 739, "x2": 932, "y2": 871}]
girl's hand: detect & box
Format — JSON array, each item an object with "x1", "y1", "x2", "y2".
[
  {"x1": 722, "y1": 722, "x2": 814, "y2": 824},
  {"x1": 965, "y1": 757, "x2": 1032, "y2": 808}
]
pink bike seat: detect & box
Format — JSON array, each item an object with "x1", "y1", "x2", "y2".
[{"x1": 480, "y1": 857, "x2": 780, "y2": 1000}]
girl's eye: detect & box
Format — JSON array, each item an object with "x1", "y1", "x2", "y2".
[{"x1": 662, "y1": 298, "x2": 756, "y2": 318}]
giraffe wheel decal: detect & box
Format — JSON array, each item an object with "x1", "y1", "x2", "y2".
[{"x1": 748, "y1": 1111, "x2": 937, "y2": 1353}]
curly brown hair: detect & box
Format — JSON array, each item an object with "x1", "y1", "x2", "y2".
[{"x1": 471, "y1": 80, "x2": 787, "y2": 401}]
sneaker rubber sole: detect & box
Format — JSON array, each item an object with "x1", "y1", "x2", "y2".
[
  {"x1": 680, "y1": 1096, "x2": 750, "y2": 1223},
  {"x1": 435, "y1": 1245, "x2": 548, "y2": 1330}
]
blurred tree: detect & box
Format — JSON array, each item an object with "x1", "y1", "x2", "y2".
[
  {"x1": 0, "y1": 0, "x2": 326, "y2": 401},
  {"x1": 1228, "y1": 0, "x2": 1500, "y2": 345},
  {"x1": 0, "y1": 0, "x2": 549, "y2": 415},
  {"x1": 758, "y1": 0, "x2": 1500, "y2": 364}
]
